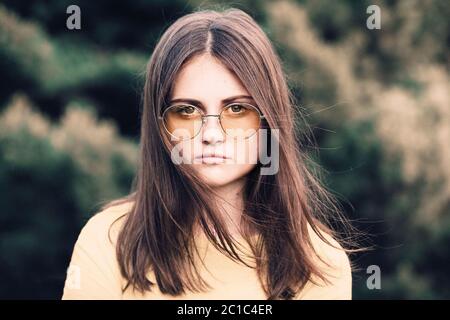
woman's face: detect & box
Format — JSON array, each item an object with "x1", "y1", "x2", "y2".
[{"x1": 166, "y1": 54, "x2": 259, "y2": 187}]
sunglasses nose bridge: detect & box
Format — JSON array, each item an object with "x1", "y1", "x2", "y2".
[
  {"x1": 201, "y1": 114, "x2": 226, "y2": 136},
  {"x1": 201, "y1": 114, "x2": 221, "y2": 124},
  {"x1": 200, "y1": 114, "x2": 226, "y2": 144},
  {"x1": 202, "y1": 114, "x2": 220, "y2": 118}
]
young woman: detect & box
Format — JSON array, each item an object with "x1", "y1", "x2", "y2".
[{"x1": 62, "y1": 8, "x2": 354, "y2": 300}]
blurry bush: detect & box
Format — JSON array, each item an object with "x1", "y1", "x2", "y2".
[
  {"x1": 0, "y1": 94, "x2": 137, "y2": 298},
  {"x1": 0, "y1": 4, "x2": 148, "y2": 137}
]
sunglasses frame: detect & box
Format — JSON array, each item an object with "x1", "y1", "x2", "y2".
[{"x1": 158, "y1": 102, "x2": 265, "y2": 141}]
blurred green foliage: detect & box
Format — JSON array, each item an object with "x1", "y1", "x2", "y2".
[
  {"x1": 0, "y1": 0, "x2": 448, "y2": 299},
  {"x1": 0, "y1": 95, "x2": 137, "y2": 298}
]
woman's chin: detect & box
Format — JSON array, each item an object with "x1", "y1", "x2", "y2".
[
  {"x1": 194, "y1": 163, "x2": 255, "y2": 187},
  {"x1": 195, "y1": 165, "x2": 237, "y2": 187}
]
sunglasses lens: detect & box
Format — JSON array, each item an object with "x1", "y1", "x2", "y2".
[
  {"x1": 220, "y1": 103, "x2": 261, "y2": 138},
  {"x1": 162, "y1": 105, "x2": 203, "y2": 140}
]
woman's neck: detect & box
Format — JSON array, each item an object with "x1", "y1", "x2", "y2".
[{"x1": 212, "y1": 177, "x2": 246, "y2": 237}]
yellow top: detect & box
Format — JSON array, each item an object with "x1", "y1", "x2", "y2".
[{"x1": 62, "y1": 201, "x2": 352, "y2": 300}]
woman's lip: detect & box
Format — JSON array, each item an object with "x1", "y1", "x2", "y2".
[
  {"x1": 195, "y1": 156, "x2": 229, "y2": 164},
  {"x1": 195, "y1": 155, "x2": 229, "y2": 159}
]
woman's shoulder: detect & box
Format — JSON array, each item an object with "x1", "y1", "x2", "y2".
[
  {"x1": 77, "y1": 200, "x2": 134, "y2": 247},
  {"x1": 307, "y1": 224, "x2": 351, "y2": 270},
  {"x1": 62, "y1": 199, "x2": 134, "y2": 299},
  {"x1": 296, "y1": 223, "x2": 352, "y2": 299}
]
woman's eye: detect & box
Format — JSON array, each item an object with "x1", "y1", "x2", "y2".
[
  {"x1": 176, "y1": 106, "x2": 196, "y2": 115},
  {"x1": 229, "y1": 104, "x2": 245, "y2": 113}
]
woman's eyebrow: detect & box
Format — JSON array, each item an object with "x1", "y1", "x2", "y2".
[
  {"x1": 221, "y1": 95, "x2": 255, "y2": 104},
  {"x1": 169, "y1": 98, "x2": 204, "y2": 106},
  {"x1": 169, "y1": 95, "x2": 255, "y2": 106}
]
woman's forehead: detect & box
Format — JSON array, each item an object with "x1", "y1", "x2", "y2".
[{"x1": 171, "y1": 55, "x2": 250, "y2": 111}]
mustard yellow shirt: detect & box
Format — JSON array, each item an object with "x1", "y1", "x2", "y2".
[{"x1": 62, "y1": 201, "x2": 352, "y2": 299}]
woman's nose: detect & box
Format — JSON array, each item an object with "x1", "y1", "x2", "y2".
[{"x1": 201, "y1": 116, "x2": 225, "y2": 145}]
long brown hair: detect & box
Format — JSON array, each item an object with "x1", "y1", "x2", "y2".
[{"x1": 103, "y1": 7, "x2": 359, "y2": 300}]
